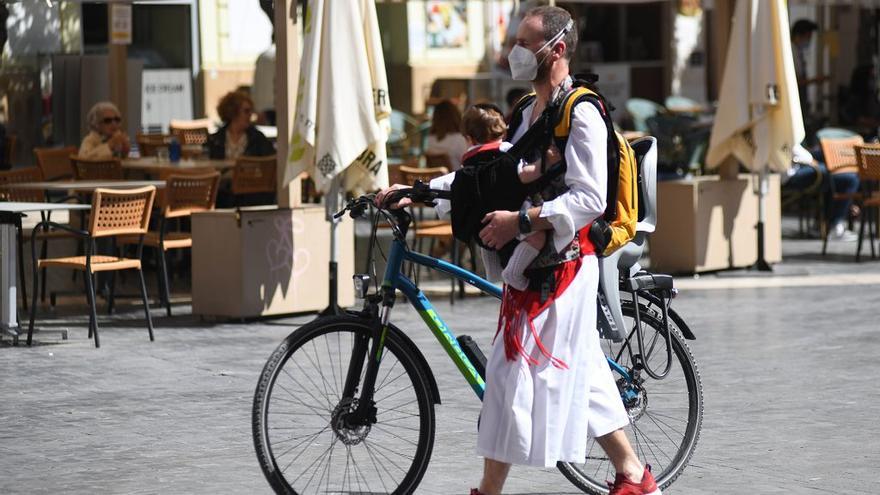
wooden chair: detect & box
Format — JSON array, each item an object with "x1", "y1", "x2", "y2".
[
  {"x1": 424, "y1": 152, "x2": 453, "y2": 169},
  {"x1": 71, "y1": 156, "x2": 124, "y2": 181},
  {"x1": 170, "y1": 123, "x2": 210, "y2": 147},
  {"x1": 120, "y1": 172, "x2": 220, "y2": 315},
  {"x1": 27, "y1": 186, "x2": 157, "y2": 348},
  {"x1": 34, "y1": 146, "x2": 77, "y2": 181},
  {"x1": 819, "y1": 133, "x2": 864, "y2": 255},
  {"x1": 399, "y1": 165, "x2": 471, "y2": 303},
  {"x1": 232, "y1": 155, "x2": 276, "y2": 205},
  {"x1": 854, "y1": 144, "x2": 880, "y2": 261},
  {"x1": 136, "y1": 133, "x2": 169, "y2": 157}
]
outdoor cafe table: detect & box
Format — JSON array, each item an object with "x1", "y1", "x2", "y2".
[
  {"x1": 0, "y1": 202, "x2": 91, "y2": 338},
  {"x1": 0, "y1": 180, "x2": 167, "y2": 192},
  {"x1": 121, "y1": 158, "x2": 235, "y2": 176}
]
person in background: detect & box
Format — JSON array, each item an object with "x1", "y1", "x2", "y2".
[
  {"x1": 252, "y1": 37, "x2": 276, "y2": 126},
  {"x1": 207, "y1": 91, "x2": 274, "y2": 160},
  {"x1": 425, "y1": 99, "x2": 469, "y2": 170},
  {"x1": 841, "y1": 64, "x2": 880, "y2": 139},
  {"x1": 79, "y1": 101, "x2": 130, "y2": 159},
  {"x1": 790, "y1": 19, "x2": 827, "y2": 118},
  {"x1": 504, "y1": 87, "x2": 530, "y2": 121},
  {"x1": 783, "y1": 143, "x2": 860, "y2": 241}
]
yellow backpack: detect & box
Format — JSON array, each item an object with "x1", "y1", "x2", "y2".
[{"x1": 508, "y1": 80, "x2": 638, "y2": 256}]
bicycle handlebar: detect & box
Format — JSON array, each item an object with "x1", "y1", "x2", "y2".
[{"x1": 333, "y1": 181, "x2": 451, "y2": 220}]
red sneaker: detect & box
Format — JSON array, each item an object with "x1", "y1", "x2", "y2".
[{"x1": 607, "y1": 465, "x2": 661, "y2": 495}]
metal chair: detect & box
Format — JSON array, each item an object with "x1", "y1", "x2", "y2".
[
  {"x1": 28, "y1": 186, "x2": 157, "y2": 348},
  {"x1": 625, "y1": 98, "x2": 666, "y2": 133},
  {"x1": 854, "y1": 144, "x2": 880, "y2": 261},
  {"x1": 119, "y1": 172, "x2": 220, "y2": 315},
  {"x1": 170, "y1": 123, "x2": 210, "y2": 147},
  {"x1": 34, "y1": 146, "x2": 77, "y2": 181},
  {"x1": 0, "y1": 167, "x2": 46, "y2": 310},
  {"x1": 71, "y1": 156, "x2": 124, "y2": 181},
  {"x1": 819, "y1": 131, "x2": 864, "y2": 255}
]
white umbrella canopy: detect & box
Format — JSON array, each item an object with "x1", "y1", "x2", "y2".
[
  {"x1": 705, "y1": 0, "x2": 805, "y2": 173},
  {"x1": 286, "y1": 0, "x2": 391, "y2": 195}
]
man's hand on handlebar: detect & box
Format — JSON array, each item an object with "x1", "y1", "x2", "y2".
[{"x1": 374, "y1": 184, "x2": 413, "y2": 209}]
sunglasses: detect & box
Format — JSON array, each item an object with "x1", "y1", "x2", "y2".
[{"x1": 102, "y1": 116, "x2": 122, "y2": 124}]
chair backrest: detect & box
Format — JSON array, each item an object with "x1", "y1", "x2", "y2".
[
  {"x1": 71, "y1": 155, "x2": 124, "y2": 181},
  {"x1": 398, "y1": 165, "x2": 449, "y2": 185},
  {"x1": 34, "y1": 146, "x2": 77, "y2": 181},
  {"x1": 0, "y1": 166, "x2": 44, "y2": 202},
  {"x1": 815, "y1": 127, "x2": 859, "y2": 140},
  {"x1": 664, "y1": 95, "x2": 701, "y2": 112},
  {"x1": 170, "y1": 122, "x2": 210, "y2": 146},
  {"x1": 625, "y1": 98, "x2": 665, "y2": 133},
  {"x1": 855, "y1": 144, "x2": 880, "y2": 182},
  {"x1": 232, "y1": 155, "x2": 276, "y2": 195},
  {"x1": 630, "y1": 137, "x2": 659, "y2": 234},
  {"x1": 136, "y1": 133, "x2": 169, "y2": 157},
  {"x1": 424, "y1": 152, "x2": 453, "y2": 169},
  {"x1": 163, "y1": 172, "x2": 221, "y2": 218},
  {"x1": 819, "y1": 134, "x2": 864, "y2": 174},
  {"x1": 89, "y1": 186, "x2": 156, "y2": 238}
]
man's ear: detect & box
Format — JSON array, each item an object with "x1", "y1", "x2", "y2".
[{"x1": 553, "y1": 41, "x2": 566, "y2": 61}]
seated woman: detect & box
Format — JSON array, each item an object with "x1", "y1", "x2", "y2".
[
  {"x1": 208, "y1": 91, "x2": 275, "y2": 206},
  {"x1": 425, "y1": 99, "x2": 468, "y2": 170},
  {"x1": 207, "y1": 91, "x2": 274, "y2": 160},
  {"x1": 79, "y1": 102, "x2": 130, "y2": 159}
]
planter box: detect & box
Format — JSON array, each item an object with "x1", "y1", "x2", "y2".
[
  {"x1": 191, "y1": 205, "x2": 354, "y2": 317},
  {"x1": 649, "y1": 174, "x2": 781, "y2": 274}
]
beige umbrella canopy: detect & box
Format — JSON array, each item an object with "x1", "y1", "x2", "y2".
[{"x1": 706, "y1": 0, "x2": 804, "y2": 173}]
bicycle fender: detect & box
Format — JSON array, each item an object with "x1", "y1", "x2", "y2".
[{"x1": 387, "y1": 322, "x2": 442, "y2": 405}]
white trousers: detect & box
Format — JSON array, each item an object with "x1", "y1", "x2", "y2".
[{"x1": 476, "y1": 255, "x2": 630, "y2": 467}]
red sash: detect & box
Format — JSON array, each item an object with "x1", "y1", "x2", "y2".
[{"x1": 495, "y1": 224, "x2": 595, "y2": 369}]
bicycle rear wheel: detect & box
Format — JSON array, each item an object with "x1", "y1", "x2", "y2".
[
  {"x1": 253, "y1": 315, "x2": 436, "y2": 494},
  {"x1": 558, "y1": 300, "x2": 703, "y2": 494}
]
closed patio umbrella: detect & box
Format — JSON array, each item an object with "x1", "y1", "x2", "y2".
[
  {"x1": 286, "y1": 0, "x2": 391, "y2": 313},
  {"x1": 705, "y1": 0, "x2": 804, "y2": 270}
]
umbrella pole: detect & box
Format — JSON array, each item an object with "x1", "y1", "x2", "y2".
[
  {"x1": 320, "y1": 176, "x2": 343, "y2": 316},
  {"x1": 753, "y1": 167, "x2": 773, "y2": 271}
]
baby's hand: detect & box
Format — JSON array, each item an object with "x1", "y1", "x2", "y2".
[
  {"x1": 519, "y1": 163, "x2": 541, "y2": 183},
  {"x1": 523, "y1": 230, "x2": 546, "y2": 250}
]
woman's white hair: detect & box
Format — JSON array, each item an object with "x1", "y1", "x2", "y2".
[{"x1": 86, "y1": 101, "x2": 121, "y2": 131}]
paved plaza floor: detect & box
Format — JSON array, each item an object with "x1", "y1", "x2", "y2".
[{"x1": 1, "y1": 229, "x2": 879, "y2": 494}]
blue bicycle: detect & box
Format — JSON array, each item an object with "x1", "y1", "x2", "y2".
[{"x1": 253, "y1": 138, "x2": 702, "y2": 494}]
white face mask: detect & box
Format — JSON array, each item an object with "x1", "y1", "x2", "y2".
[{"x1": 508, "y1": 19, "x2": 574, "y2": 81}]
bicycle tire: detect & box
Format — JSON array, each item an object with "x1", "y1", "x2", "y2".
[
  {"x1": 253, "y1": 315, "x2": 436, "y2": 494},
  {"x1": 557, "y1": 300, "x2": 703, "y2": 494}
]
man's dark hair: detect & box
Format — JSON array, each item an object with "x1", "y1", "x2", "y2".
[
  {"x1": 792, "y1": 19, "x2": 818, "y2": 37},
  {"x1": 525, "y1": 6, "x2": 578, "y2": 61}
]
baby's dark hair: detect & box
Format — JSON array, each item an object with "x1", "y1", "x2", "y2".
[{"x1": 462, "y1": 103, "x2": 507, "y2": 144}]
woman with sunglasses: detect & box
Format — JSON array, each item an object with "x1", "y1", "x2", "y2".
[{"x1": 79, "y1": 101, "x2": 130, "y2": 159}]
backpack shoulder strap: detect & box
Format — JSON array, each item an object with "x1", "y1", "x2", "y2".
[{"x1": 506, "y1": 92, "x2": 537, "y2": 139}]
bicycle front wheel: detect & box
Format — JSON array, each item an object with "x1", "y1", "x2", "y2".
[
  {"x1": 253, "y1": 315, "x2": 436, "y2": 494},
  {"x1": 558, "y1": 300, "x2": 703, "y2": 494}
]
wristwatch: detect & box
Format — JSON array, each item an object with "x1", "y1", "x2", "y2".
[{"x1": 518, "y1": 206, "x2": 532, "y2": 235}]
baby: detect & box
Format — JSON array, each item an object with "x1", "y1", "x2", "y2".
[{"x1": 459, "y1": 104, "x2": 545, "y2": 291}]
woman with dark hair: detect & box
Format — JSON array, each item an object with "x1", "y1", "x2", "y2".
[
  {"x1": 425, "y1": 99, "x2": 469, "y2": 170},
  {"x1": 207, "y1": 91, "x2": 274, "y2": 159}
]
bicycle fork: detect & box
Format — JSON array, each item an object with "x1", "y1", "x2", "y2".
[{"x1": 338, "y1": 289, "x2": 397, "y2": 429}]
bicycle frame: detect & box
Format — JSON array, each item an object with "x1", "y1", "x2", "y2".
[{"x1": 376, "y1": 236, "x2": 632, "y2": 402}]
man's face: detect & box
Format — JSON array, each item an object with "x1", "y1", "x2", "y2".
[
  {"x1": 515, "y1": 15, "x2": 559, "y2": 82},
  {"x1": 794, "y1": 32, "x2": 813, "y2": 49}
]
